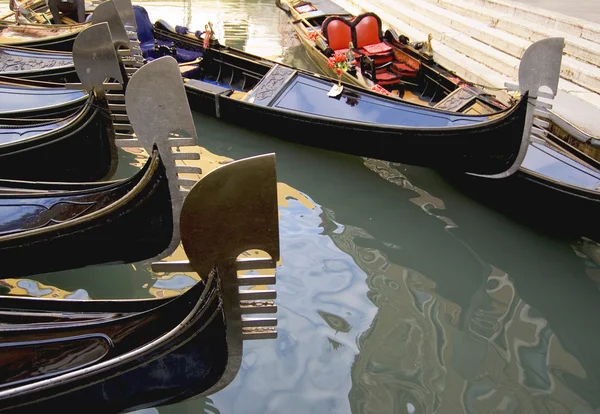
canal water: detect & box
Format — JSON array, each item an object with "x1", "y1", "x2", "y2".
[{"x1": 2, "y1": 0, "x2": 600, "y2": 412}]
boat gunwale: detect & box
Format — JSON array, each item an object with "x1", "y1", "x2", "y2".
[
  {"x1": 0, "y1": 93, "x2": 96, "y2": 150},
  {"x1": 0, "y1": 147, "x2": 162, "y2": 242},
  {"x1": 0, "y1": 271, "x2": 222, "y2": 405}
]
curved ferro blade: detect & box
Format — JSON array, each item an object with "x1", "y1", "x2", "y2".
[
  {"x1": 180, "y1": 153, "x2": 280, "y2": 279},
  {"x1": 73, "y1": 22, "x2": 123, "y2": 90},
  {"x1": 112, "y1": 0, "x2": 136, "y2": 30},
  {"x1": 125, "y1": 56, "x2": 197, "y2": 154},
  {"x1": 125, "y1": 55, "x2": 198, "y2": 258},
  {"x1": 91, "y1": 0, "x2": 131, "y2": 49},
  {"x1": 518, "y1": 37, "x2": 564, "y2": 99}
]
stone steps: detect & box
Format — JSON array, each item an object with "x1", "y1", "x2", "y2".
[{"x1": 421, "y1": 0, "x2": 600, "y2": 67}]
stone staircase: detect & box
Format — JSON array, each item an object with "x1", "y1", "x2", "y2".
[{"x1": 331, "y1": 0, "x2": 600, "y2": 142}]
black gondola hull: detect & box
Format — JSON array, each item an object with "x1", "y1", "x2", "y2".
[
  {"x1": 0, "y1": 97, "x2": 115, "y2": 182},
  {"x1": 0, "y1": 152, "x2": 174, "y2": 278},
  {"x1": 185, "y1": 84, "x2": 527, "y2": 176},
  {"x1": 0, "y1": 276, "x2": 228, "y2": 412}
]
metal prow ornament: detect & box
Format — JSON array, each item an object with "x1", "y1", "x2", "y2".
[
  {"x1": 67, "y1": 22, "x2": 124, "y2": 97},
  {"x1": 470, "y1": 37, "x2": 565, "y2": 179},
  {"x1": 123, "y1": 56, "x2": 201, "y2": 260}
]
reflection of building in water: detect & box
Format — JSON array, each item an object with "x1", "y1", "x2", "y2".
[
  {"x1": 321, "y1": 206, "x2": 593, "y2": 412},
  {"x1": 0, "y1": 278, "x2": 89, "y2": 299}
]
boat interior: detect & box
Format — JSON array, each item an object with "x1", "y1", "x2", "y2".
[{"x1": 284, "y1": 0, "x2": 507, "y2": 113}]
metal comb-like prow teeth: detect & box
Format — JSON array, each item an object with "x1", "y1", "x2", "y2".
[
  {"x1": 150, "y1": 254, "x2": 278, "y2": 340},
  {"x1": 113, "y1": 124, "x2": 134, "y2": 133},
  {"x1": 236, "y1": 256, "x2": 277, "y2": 340},
  {"x1": 176, "y1": 166, "x2": 202, "y2": 174},
  {"x1": 108, "y1": 103, "x2": 126, "y2": 111},
  {"x1": 91, "y1": 0, "x2": 131, "y2": 50},
  {"x1": 531, "y1": 126, "x2": 548, "y2": 137},
  {"x1": 172, "y1": 152, "x2": 200, "y2": 161},
  {"x1": 532, "y1": 118, "x2": 550, "y2": 129},
  {"x1": 106, "y1": 93, "x2": 125, "y2": 102}
]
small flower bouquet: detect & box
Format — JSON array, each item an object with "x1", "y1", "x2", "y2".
[
  {"x1": 306, "y1": 30, "x2": 320, "y2": 41},
  {"x1": 327, "y1": 52, "x2": 351, "y2": 97}
]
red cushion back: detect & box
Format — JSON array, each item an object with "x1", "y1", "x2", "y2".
[
  {"x1": 354, "y1": 15, "x2": 382, "y2": 48},
  {"x1": 323, "y1": 18, "x2": 352, "y2": 51}
]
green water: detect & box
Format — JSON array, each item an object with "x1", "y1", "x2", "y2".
[{"x1": 5, "y1": 0, "x2": 600, "y2": 412}]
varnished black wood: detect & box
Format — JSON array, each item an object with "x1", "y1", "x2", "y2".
[
  {"x1": 0, "y1": 94, "x2": 115, "y2": 182},
  {"x1": 0, "y1": 272, "x2": 227, "y2": 412},
  {"x1": 0, "y1": 148, "x2": 173, "y2": 278}
]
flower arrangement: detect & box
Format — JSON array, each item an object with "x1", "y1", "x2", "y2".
[
  {"x1": 327, "y1": 52, "x2": 351, "y2": 86},
  {"x1": 306, "y1": 30, "x2": 320, "y2": 41}
]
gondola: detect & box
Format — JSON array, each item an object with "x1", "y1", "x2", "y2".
[
  {"x1": 447, "y1": 134, "x2": 600, "y2": 240},
  {"x1": 0, "y1": 56, "x2": 202, "y2": 279},
  {"x1": 0, "y1": 124, "x2": 280, "y2": 412},
  {"x1": 0, "y1": 92, "x2": 115, "y2": 182},
  {"x1": 0, "y1": 19, "x2": 90, "y2": 51},
  {"x1": 0, "y1": 76, "x2": 88, "y2": 118},
  {"x1": 275, "y1": 0, "x2": 510, "y2": 109},
  {"x1": 0, "y1": 0, "x2": 135, "y2": 51},
  {"x1": 0, "y1": 0, "x2": 96, "y2": 25},
  {"x1": 141, "y1": 9, "x2": 539, "y2": 178}
]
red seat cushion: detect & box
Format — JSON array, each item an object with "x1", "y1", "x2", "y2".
[
  {"x1": 392, "y1": 62, "x2": 418, "y2": 77},
  {"x1": 322, "y1": 18, "x2": 353, "y2": 51},
  {"x1": 362, "y1": 42, "x2": 392, "y2": 54}
]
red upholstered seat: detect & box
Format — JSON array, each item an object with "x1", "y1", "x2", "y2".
[
  {"x1": 354, "y1": 15, "x2": 385, "y2": 49},
  {"x1": 352, "y1": 13, "x2": 394, "y2": 67},
  {"x1": 323, "y1": 12, "x2": 410, "y2": 89},
  {"x1": 322, "y1": 17, "x2": 353, "y2": 52}
]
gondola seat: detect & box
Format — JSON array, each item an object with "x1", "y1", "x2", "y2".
[
  {"x1": 133, "y1": 5, "x2": 203, "y2": 64},
  {"x1": 321, "y1": 16, "x2": 354, "y2": 54},
  {"x1": 353, "y1": 13, "x2": 393, "y2": 66}
]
